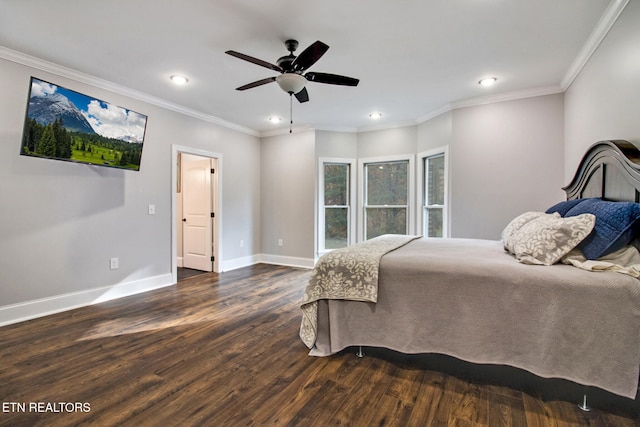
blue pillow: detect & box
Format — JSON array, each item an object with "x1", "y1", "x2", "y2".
[
  {"x1": 545, "y1": 198, "x2": 592, "y2": 216},
  {"x1": 565, "y1": 198, "x2": 640, "y2": 259}
]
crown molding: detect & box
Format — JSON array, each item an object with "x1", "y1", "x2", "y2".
[
  {"x1": 0, "y1": 45, "x2": 259, "y2": 137},
  {"x1": 356, "y1": 119, "x2": 421, "y2": 134},
  {"x1": 408, "y1": 84, "x2": 563, "y2": 128},
  {"x1": 450, "y1": 84, "x2": 564, "y2": 110},
  {"x1": 414, "y1": 104, "x2": 453, "y2": 124},
  {"x1": 258, "y1": 124, "x2": 319, "y2": 138},
  {"x1": 560, "y1": 0, "x2": 629, "y2": 90},
  {"x1": 259, "y1": 123, "x2": 362, "y2": 137},
  {"x1": 312, "y1": 125, "x2": 359, "y2": 134}
]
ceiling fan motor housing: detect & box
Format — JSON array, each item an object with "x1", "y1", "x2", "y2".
[
  {"x1": 277, "y1": 39, "x2": 299, "y2": 71},
  {"x1": 276, "y1": 54, "x2": 296, "y2": 71}
]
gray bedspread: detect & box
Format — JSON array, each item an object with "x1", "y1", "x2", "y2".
[
  {"x1": 300, "y1": 234, "x2": 419, "y2": 348},
  {"x1": 309, "y1": 237, "x2": 640, "y2": 399}
]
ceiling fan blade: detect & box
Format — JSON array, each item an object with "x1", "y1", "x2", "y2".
[
  {"x1": 305, "y1": 72, "x2": 359, "y2": 86},
  {"x1": 294, "y1": 87, "x2": 309, "y2": 103},
  {"x1": 225, "y1": 50, "x2": 283, "y2": 73},
  {"x1": 291, "y1": 41, "x2": 329, "y2": 72},
  {"x1": 235, "y1": 77, "x2": 276, "y2": 91}
]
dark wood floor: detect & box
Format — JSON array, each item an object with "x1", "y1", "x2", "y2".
[
  {"x1": 0, "y1": 264, "x2": 638, "y2": 426},
  {"x1": 177, "y1": 267, "x2": 209, "y2": 281}
]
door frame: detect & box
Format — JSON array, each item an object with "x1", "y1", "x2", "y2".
[{"x1": 171, "y1": 145, "x2": 222, "y2": 283}]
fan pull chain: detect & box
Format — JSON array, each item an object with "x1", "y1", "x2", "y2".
[{"x1": 289, "y1": 93, "x2": 293, "y2": 133}]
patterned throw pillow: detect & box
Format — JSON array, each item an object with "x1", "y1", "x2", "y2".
[
  {"x1": 501, "y1": 211, "x2": 559, "y2": 253},
  {"x1": 510, "y1": 213, "x2": 596, "y2": 265}
]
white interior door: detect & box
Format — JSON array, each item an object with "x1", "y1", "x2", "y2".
[{"x1": 182, "y1": 158, "x2": 213, "y2": 271}]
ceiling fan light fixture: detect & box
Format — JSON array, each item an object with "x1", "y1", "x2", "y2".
[
  {"x1": 276, "y1": 73, "x2": 307, "y2": 94},
  {"x1": 479, "y1": 77, "x2": 497, "y2": 87}
]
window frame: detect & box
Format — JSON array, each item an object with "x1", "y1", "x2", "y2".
[
  {"x1": 317, "y1": 157, "x2": 356, "y2": 256},
  {"x1": 358, "y1": 154, "x2": 415, "y2": 241},
  {"x1": 417, "y1": 146, "x2": 449, "y2": 237}
]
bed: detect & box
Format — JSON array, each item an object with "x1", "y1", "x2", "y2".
[{"x1": 300, "y1": 140, "x2": 640, "y2": 402}]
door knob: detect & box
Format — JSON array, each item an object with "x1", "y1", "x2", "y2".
[{"x1": 182, "y1": 218, "x2": 187, "y2": 222}]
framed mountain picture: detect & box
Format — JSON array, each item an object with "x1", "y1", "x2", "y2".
[{"x1": 20, "y1": 77, "x2": 148, "y2": 171}]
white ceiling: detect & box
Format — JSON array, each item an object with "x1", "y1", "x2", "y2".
[{"x1": 0, "y1": 0, "x2": 621, "y2": 136}]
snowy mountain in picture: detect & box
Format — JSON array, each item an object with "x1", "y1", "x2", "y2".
[{"x1": 28, "y1": 92, "x2": 96, "y2": 135}]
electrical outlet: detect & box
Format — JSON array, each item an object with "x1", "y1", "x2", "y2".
[
  {"x1": 240, "y1": 240, "x2": 244, "y2": 248},
  {"x1": 278, "y1": 239, "x2": 283, "y2": 247},
  {"x1": 110, "y1": 257, "x2": 119, "y2": 270}
]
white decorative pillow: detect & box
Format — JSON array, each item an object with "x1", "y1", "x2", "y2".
[
  {"x1": 502, "y1": 211, "x2": 559, "y2": 253},
  {"x1": 511, "y1": 213, "x2": 596, "y2": 265}
]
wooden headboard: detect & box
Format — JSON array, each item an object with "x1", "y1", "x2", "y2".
[{"x1": 563, "y1": 140, "x2": 640, "y2": 203}]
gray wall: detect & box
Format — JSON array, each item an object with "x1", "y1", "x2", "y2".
[
  {"x1": 0, "y1": 57, "x2": 261, "y2": 313},
  {"x1": 357, "y1": 126, "x2": 417, "y2": 158},
  {"x1": 565, "y1": 0, "x2": 640, "y2": 182},
  {"x1": 450, "y1": 94, "x2": 565, "y2": 239},
  {"x1": 417, "y1": 111, "x2": 452, "y2": 152},
  {"x1": 315, "y1": 130, "x2": 357, "y2": 159},
  {"x1": 260, "y1": 130, "x2": 316, "y2": 263}
]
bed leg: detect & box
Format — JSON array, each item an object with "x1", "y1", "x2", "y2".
[
  {"x1": 356, "y1": 346, "x2": 365, "y2": 358},
  {"x1": 578, "y1": 393, "x2": 591, "y2": 412}
]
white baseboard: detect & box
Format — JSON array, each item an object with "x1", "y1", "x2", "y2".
[
  {"x1": 221, "y1": 254, "x2": 314, "y2": 271},
  {"x1": 0, "y1": 255, "x2": 313, "y2": 327},
  {"x1": 259, "y1": 254, "x2": 315, "y2": 269},
  {"x1": 220, "y1": 254, "x2": 262, "y2": 271},
  {"x1": 0, "y1": 273, "x2": 174, "y2": 327}
]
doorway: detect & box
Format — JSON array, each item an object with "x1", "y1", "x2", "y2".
[{"x1": 171, "y1": 145, "x2": 222, "y2": 284}]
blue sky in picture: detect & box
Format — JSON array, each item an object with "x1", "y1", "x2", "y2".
[{"x1": 30, "y1": 78, "x2": 147, "y2": 143}]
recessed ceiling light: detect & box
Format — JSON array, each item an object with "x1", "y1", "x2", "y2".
[
  {"x1": 478, "y1": 77, "x2": 497, "y2": 87},
  {"x1": 268, "y1": 116, "x2": 282, "y2": 124},
  {"x1": 170, "y1": 75, "x2": 189, "y2": 85},
  {"x1": 369, "y1": 112, "x2": 382, "y2": 119}
]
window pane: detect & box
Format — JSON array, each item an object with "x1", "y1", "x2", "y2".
[
  {"x1": 426, "y1": 155, "x2": 445, "y2": 205},
  {"x1": 426, "y1": 207, "x2": 443, "y2": 237},
  {"x1": 324, "y1": 164, "x2": 348, "y2": 205},
  {"x1": 367, "y1": 161, "x2": 408, "y2": 205},
  {"x1": 366, "y1": 207, "x2": 407, "y2": 239},
  {"x1": 325, "y1": 207, "x2": 348, "y2": 249}
]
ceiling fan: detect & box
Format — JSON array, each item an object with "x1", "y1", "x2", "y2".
[{"x1": 225, "y1": 39, "x2": 359, "y2": 103}]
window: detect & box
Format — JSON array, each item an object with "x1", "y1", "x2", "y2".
[
  {"x1": 360, "y1": 156, "x2": 414, "y2": 240},
  {"x1": 318, "y1": 159, "x2": 355, "y2": 254},
  {"x1": 420, "y1": 147, "x2": 448, "y2": 237}
]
